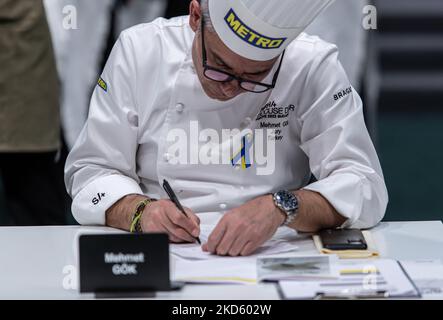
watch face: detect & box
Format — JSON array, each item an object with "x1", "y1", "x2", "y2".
[{"x1": 276, "y1": 191, "x2": 298, "y2": 212}]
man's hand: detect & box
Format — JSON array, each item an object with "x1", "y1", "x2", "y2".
[
  {"x1": 141, "y1": 199, "x2": 200, "y2": 243},
  {"x1": 202, "y1": 194, "x2": 284, "y2": 256},
  {"x1": 105, "y1": 194, "x2": 200, "y2": 243}
]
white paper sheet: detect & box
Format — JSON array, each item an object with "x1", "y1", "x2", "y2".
[
  {"x1": 170, "y1": 224, "x2": 300, "y2": 284},
  {"x1": 170, "y1": 224, "x2": 299, "y2": 261},
  {"x1": 279, "y1": 259, "x2": 420, "y2": 299},
  {"x1": 400, "y1": 259, "x2": 443, "y2": 298},
  {"x1": 257, "y1": 255, "x2": 339, "y2": 281},
  {"x1": 172, "y1": 257, "x2": 258, "y2": 284}
]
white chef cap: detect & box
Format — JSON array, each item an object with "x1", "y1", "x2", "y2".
[{"x1": 208, "y1": 0, "x2": 335, "y2": 61}]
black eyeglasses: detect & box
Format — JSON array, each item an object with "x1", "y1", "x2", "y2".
[{"x1": 200, "y1": 18, "x2": 285, "y2": 94}]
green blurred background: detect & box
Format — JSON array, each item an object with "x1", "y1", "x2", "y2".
[{"x1": 379, "y1": 114, "x2": 443, "y2": 221}]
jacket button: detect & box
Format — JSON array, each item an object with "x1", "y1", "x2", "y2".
[
  {"x1": 175, "y1": 103, "x2": 185, "y2": 113},
  {"x1": 241, "y1": 117, "x2": 252, "y2": 128},
  {"x1": 219, "y1": 203, "x2": 227, "y2": 210},
  {"x1": 163, "y1": 153, "x2": 171, "y2": 162}
]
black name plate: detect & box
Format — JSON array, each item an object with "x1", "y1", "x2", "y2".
[{"x1": 79, "y1": 233, "x2": 170, "y2": 293}]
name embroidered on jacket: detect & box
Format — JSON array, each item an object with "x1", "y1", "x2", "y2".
[{"x1": 333, "y1": 87, "x2": 353, "y2": 101}]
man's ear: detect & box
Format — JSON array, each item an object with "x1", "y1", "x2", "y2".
[{"x1": 189, "y1": 0, "x2": 201, "y2": 32}]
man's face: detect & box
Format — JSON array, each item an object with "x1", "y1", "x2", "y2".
[{"x1": 191, "y1": 23, "x2": 278, "y2": 101}]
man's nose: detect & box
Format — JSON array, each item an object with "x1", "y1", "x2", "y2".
[{"x1": 221, "y1": 80, "x2": 242, "y2": 97}]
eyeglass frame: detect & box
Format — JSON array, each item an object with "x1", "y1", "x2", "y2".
[{"x1": 200, "y1": 17, "x2": 285, "y2": 93}]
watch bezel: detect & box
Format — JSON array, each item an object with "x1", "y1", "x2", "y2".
[
  {"x1": 274, "y1": 190, "x2": 298, "y2": 212},
  {"x1": 273, "y1": 190, "x2": 299, "y2": 226}
]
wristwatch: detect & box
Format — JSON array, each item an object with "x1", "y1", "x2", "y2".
[{"x1": 273, "y1": 190, "x2": 299, "y2": 226}]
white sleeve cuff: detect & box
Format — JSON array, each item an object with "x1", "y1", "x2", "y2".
[{"x1": 71, "y1": 174, "x2": 143, "y2": 225}]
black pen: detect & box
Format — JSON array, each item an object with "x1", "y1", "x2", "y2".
[{"x1": 162, "y1": 179, "x2": 201, "y2": 244}]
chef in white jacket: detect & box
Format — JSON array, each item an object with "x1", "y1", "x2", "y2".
[{"x1": 65, "y1": 0, "x2": 388, "y2": 256}]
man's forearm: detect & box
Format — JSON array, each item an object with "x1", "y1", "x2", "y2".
[
  {"x1": 105, "y1": 194, "x2": 148, "y2": 231},
  {"x1": 288, "y1": 190, "x2": 346, "y2": 232},
  {"x1": 106, "y1": 190, "x2": 345, "y2": 233}
]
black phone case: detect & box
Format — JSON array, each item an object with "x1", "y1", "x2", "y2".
[{"x1": 319, "y1": 229, "x2": 368, "y2": 250}]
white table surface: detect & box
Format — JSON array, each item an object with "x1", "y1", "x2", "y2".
[{"x1": 0, "y1": 221, "x2": 442, "y2": 299}]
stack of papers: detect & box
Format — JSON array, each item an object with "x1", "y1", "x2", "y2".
[
  {"x1": 171, "y1": 239, "x2": 298, "y2": 261},
  {"x1": 171, "y1": 225, "x2": 299, "y2": 261},
  {"x1": 172, "y1": 257, "x2": 258, "y2": 284},
  {"x1": 257, "y1": 255, "x2": 338, "y2": 282},
  {"x1": 171, "y1": 224, "x2": 300, "y2": 284},
  {"x1": 278, "y1": 259, "x2": 420, "y2": 299},
  {"x1": 400, "y1": 260, "x2": 443, "y2": 299}
]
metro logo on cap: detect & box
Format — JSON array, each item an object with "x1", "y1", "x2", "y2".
[
  {"x1": 210, "y1": 0, "x2": 334, "y2": 60},
  {"x1": 224, "y1": 8, "x2": 286, "y2": 50}
]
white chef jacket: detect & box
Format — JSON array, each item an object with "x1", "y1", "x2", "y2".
[{"x1": 65, "y1": 16, "x2": 388, "y2": 229}]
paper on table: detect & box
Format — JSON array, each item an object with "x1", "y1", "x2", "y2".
[
  {"x1": 257, "y1": 255, "x2": 339, "y2": 282},
  {"x1": 172, "y1": 256, "x2": 258, "y2": 284},
  {"x1": 400, "y1": 260, "x2": 443, "y2": 298},
  {"x1": 279, "y1": 259, "x2": 420, "y2": 299},
  {"x1": 171, "y1": 225, "x2": 299, "y2": 284},
  {"x1": 170, "y1": 224, "x2": 299, "y2": 261}
]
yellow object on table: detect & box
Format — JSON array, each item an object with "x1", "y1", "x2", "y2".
[{"x1": 313, "y1": 231, "x2": 379, "y2": 259}]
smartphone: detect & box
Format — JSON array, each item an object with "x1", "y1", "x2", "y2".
[{"x1": 319, "y1": 229, "x2": 367, "y2": 250}]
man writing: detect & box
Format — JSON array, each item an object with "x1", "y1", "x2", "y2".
[{"x1": 65, "y1": 0, "x2": 388, "y2": 256}]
